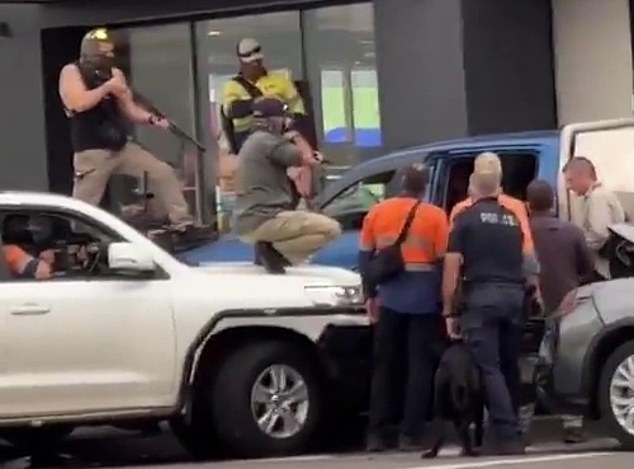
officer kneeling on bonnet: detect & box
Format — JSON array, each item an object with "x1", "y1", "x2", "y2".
[
  {"x1": 442, "y1": 152, "x2": 540, "y2": 456},
  {"x1": 232, "y1": 97, "x2": 341, "y2": 274}
]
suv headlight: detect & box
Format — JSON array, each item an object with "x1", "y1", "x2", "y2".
[{"x1": 304, "y1": 285, "x2": 364, "y2": 307}]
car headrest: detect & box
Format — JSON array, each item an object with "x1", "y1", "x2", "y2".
[{"x1": 2, "y1": 214, "x2": 33, "y2": 245}]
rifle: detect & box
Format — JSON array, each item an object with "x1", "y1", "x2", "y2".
[{"x1": 131, "y1": 90, "x2": 205, "y2": 153}]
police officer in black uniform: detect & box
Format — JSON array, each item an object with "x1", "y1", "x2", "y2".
[{"x1": 442, "y1": 152, "x2": 539, "y2": 455}]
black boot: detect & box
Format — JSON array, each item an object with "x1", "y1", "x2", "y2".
[
  {"x1": 366, "y1": 433, "x2": 387, "y2": 453},
  {"x1": 254, "y1": 243, "x2": 264, "y2": 266},
  {"x1": 255, "y1": 242, "x2": 290, "y2": 274}
]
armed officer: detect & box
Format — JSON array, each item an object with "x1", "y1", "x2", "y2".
[
  {"x1": 59, "y1": 28, "x2": 195, "y2": 232},
  {"x1": 233, "y1": 97, "x2": 340, "y2": 274},
  {"x1": 222, "y1": 38, "x2": 319, "y2": 206},
  {"x1": 442, "y1": 152, "x2": 539, "y2": 455}
]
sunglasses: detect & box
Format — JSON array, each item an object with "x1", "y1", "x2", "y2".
[{"x1": 238, "y1": 45, "x2": 262, "y2": 58}]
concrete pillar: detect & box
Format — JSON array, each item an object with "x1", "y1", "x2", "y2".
[
  {"x1": 373, "y1": 0, "x2": 469, "y2": 150},
  {"x1": 461, "y1": 0, "x2": 557, "y2": 134},
  {"x1": 373, "y1": 0, "x2": 556, "y2": 151},
  {"x1": 552, "y1": 0, "x2": 634, "y2": 124}
]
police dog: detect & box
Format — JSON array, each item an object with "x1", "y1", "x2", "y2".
[{"x1": 423, "y1": 341, "x2": 484, "y2": 458}]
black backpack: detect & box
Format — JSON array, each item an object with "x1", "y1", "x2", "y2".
[{"x1": 220, "y1": 76, "x2": 263, "y2": 154}]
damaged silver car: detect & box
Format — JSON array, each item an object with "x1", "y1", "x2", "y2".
[{"x1": 536, "y1": 223, "x2": 634, "y2": 449}]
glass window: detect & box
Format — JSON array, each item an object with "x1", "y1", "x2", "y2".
[
  {"x1": 303, "y1": 3, "x2": 382, "y2": 168},
  {"x1": 112, "y1": 24, "x2": 202, "y2": 221},
  {"x1": 196, "y1": 11, "x2": 303, "y2": 148},
  {"x1": 195, "y1": 12, "x2": 303, "y2": 230}
]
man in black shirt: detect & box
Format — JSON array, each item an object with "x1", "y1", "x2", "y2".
[
  {"x1": 443, "y1": 153, "x2": 537, "y2": 455},
  {"x1": 59, "y1": 28, "x2": 194, "y2": 231}
]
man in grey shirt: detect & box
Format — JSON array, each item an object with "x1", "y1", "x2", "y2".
[{"x1": 233, "y1": 97, "x2": 341, "y2": 273}]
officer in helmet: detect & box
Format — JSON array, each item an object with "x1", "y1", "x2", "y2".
[
  {"x1": 58, "y1": 27, "x2": 196, "y2": 232},
  {"x1": 233, "y1": 97, "x2": 341, "y2": 274}
]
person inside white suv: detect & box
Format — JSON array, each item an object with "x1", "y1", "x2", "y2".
[{"x1": 2, "y1": 214, "x2": 53, "y2": 280}]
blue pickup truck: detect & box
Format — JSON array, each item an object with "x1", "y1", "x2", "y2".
[
  {"x1": 180, "y1": 130, "x2": 555, "y2": 266},
  {"x1": 170, "y1": 119, "x2": 634, "y2": 442},
  {"x1": 181, "y1": 118, "x2": 634, "y2": 268}
]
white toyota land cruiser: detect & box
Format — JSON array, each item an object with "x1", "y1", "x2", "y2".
[{"x1": 0, "y1": 192, "x2": 369, "y2": 458}]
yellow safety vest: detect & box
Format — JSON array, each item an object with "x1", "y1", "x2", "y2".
[{"x1": 222, "y1": 72, "x2": 306, "y2": 135}]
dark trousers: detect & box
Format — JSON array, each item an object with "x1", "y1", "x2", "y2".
[
  {"x1": 461, "y1": 283, "x2": 524, "y2": 441},
  {"x1": 368, "y1": 308, "x2": 443, "y2": 438}
]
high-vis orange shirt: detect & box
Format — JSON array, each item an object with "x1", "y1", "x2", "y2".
[
  {"x1": 3, "y1": 244, "x2": 32, "y2": 276},
  {"x1": 360, "y1": 197, "x2": 449, "y2": 265},
  {"x1": 360, "y1": 197, "x2": 449, "y2": 314},
  {"x1": 449, "y1": 194, "x2": 534, "y2": 255}
]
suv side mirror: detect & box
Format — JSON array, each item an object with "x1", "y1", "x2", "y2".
[{"x1": 108, "y1": 242, "x2": 155, "y2": 273}]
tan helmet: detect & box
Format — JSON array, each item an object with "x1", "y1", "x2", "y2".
[{"x1": 80, "y1": 27, "x2": 114, "y2": 64}]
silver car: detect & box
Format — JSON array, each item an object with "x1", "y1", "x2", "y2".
[{"x1": 537, "y1": 224, "x2": 634, "y2": 449}]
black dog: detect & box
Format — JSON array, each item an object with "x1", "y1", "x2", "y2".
[{"x1": 423, "y1": 342, "x2": 484, "y2": 458}]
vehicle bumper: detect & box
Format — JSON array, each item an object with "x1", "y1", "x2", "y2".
[
  {"x1": 317, "y1": 318, "x2": 372, "y2": 414},
  {"x1": 535, "y1": 307, "x2": 603, "y2": 416}
]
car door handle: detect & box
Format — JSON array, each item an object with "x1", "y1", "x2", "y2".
[{"x1": 10, "y1": 305, "x2": 51, "y2": 316}]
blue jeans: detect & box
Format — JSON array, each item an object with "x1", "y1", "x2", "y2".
[{"x1": 461, "y1": 283, "x2": 524, "y2": 441}]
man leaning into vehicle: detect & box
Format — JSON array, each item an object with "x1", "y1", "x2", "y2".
[
  {"x1": 522, "y1": 179, "x2": 594, "y2": 444},
  {"x1": 564, "y1": 156, "x2": 625, "y2": 280},
  {"x1": 442, "y1": 152, "x2": 539, "y2": 456}
]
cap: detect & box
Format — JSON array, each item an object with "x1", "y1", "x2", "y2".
[
  {"x1": 237, "y1": 38, "x2": 264, "y2": 63},
  {"x1": 252, "y1": 97, "x2": 288, "y2": 118},
  {"x1": 473, "y1": 152, "x2": 502, "y2": 176}
]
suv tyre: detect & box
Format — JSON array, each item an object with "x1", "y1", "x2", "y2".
[
  {"x1": 211, "y1": 341, "x2": 322, "y2": 458},
  {"x1": 599, "y1": 340, "x2": 634, "y2": 449}
]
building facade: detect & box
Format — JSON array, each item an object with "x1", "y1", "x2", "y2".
[{"x1": 0, "y1": 0, "x2": 630, "y2": 223}]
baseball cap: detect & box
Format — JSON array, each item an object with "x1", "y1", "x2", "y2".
[
  {"x1": 252, "y1": 97, "x2": 288, "y2": 118},
  {"x1": 473, "y1": 152, "x2": 502, "y2": 176},
  {"x1": 237, "y1": 38, "x2": 264, "y2": 63}
]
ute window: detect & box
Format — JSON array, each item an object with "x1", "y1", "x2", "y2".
[{"x1": 443, "y1": 152, "x2": 537, "y2": 214}]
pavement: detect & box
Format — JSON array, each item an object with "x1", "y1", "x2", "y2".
[
  {"x1": 156, "y1": 449, "x2": 631, "y2": 469},
  {"x1": 0, "y1": 418, "x2": 631, "y2": 468}
]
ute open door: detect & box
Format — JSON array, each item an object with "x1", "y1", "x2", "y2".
[{"x1": 558, "y1": 118, "x2": 634, "y2": 222}]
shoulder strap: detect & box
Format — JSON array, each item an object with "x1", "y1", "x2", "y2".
[
  {"x1": 232, "y1": 75, "x2": 263, "y2": 99},
  {"x1": 395, "y1": 201, "x2": 421, "y2": 246}
]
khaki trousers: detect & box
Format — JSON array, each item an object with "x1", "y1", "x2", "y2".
[
  {"x1": 241, "y1": 211, "x2": 341, "y2": 264},
  {"x1": 72, "y1": 143, "x2": 192, "y2": 225}
]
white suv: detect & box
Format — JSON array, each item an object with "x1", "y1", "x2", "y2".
[{"x1": 0, "y1": 191, "x2": 367, "y2": 458}]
